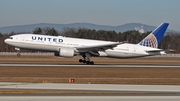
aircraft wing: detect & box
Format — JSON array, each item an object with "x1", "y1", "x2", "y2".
[{"x1": 76, "y1": 42, "x2": 123, "y2": 52}]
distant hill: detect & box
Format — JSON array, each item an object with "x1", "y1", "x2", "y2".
[{"x1": 0, "y1": 22, "x2": 177, "y2": 33}]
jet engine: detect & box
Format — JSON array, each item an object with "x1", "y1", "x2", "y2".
[{"x1": 54, "y1": 47, "x2": 75, "y2": 58}]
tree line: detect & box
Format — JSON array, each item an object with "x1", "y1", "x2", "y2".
[{"x1": 0, "y1": 27, "x2": 180, "y2": 52}]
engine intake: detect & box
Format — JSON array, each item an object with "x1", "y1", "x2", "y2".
[{"x1": 54, "y1": 47, "x2": 75, "y2": 58}]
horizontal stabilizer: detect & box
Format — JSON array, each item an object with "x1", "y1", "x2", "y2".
[
  {"x1": 145, "y1": 49, "x2": 164, "y2": 52},
  {"x1": 146, "y1": 49, "x2": 175, "y2": 53}
]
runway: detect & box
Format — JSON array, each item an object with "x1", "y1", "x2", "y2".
[
  {"x1": 0, "y1": 63, "x2": 180, "y2": 100},
  {"x1": 0, "y1": 82, "x2": 180, "y2": 101},
  {"x1": 0, "y1": 63, "x2": 180, "y2": 68},
  {"x1": 1, "y1": 82, "x2": 180, "y2": 92}
]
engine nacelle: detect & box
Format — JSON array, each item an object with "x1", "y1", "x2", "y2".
[{"x1": 54, "y1": 47, "x2": 75, "y2": 58}]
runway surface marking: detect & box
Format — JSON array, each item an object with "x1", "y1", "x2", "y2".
[
  {"x1": 1, "y1": 83, "x2": 180, "y2": 92},
  {"x1": 0, "y1": 63, "x2": 180, "y2": 68},
  {"x1": 1, "y1": 83, "x2": 180, "y2": 101},
  {"x1": 0, "y1": 96, "x2": 180, "y2": 101}
]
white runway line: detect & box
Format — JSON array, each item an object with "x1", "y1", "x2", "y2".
[
  {"x1": 0, "y1": 96, "x2": 180, "y2": 101},
  {"x1": 1, "y1": 83, "x2": 180, "y2": 92},
  {"x1": 0, "y1": 63, "x2": 180, "y2": 68},
  {"x1": 1, "y1": 83, "x2": 180, "y2": 101}
]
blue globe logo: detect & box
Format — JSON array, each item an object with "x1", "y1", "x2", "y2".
[{"x1": 139, "y1": 33, "x2": 158, "y2": 48}]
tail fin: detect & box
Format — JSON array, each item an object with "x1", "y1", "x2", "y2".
[{"x1": 138, "y1": 23, "x2": 169, "y2": 48}]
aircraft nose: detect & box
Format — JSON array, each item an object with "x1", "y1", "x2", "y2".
[
  {"x1": 4, "y1": 39, "x2": 7, "y2": 43},
  {"x1": 4, "y1": 39, "x2": 10, "y2": 44}
]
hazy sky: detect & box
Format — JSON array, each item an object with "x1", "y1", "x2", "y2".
[{"x1": 0, "y1": 0, "x2": 179, "y2": 31}]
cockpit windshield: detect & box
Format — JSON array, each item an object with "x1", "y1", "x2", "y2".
[{"x1": 8, "y1": 37, "x2": 13, "y2": 39}]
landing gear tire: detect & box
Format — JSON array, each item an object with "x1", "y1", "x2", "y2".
[
  {"x1": 90, "y1": 61, "x2": 94, "y2": 65},
  {"x1": 82, "y1": 60, "x2": 86, "y2": 63},
  {"x1": 79, "y1": 59, "x2": 94, "y2": 65},
  {"x1": 17, "y1": 53, "x2": 21, "y2": 57},
  {"x1": 86, "y1": 61, "x2": 90, "y2": 65},
  {"x1": 87, "y1": 61, "x2": 94, "y2": 65},
  {"x1": 79, "y1": 59, "x2": 83, "y2": 62}
]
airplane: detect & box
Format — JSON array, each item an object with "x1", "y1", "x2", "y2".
[{"x1": 4, "y1": 23, "x2": 169, "y2": 65}]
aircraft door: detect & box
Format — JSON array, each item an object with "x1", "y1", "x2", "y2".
[
  {"x1": 132, "y1": 47, "x2": 137, "y2": 54},
  {"x1": 20, "y1": 37, "x2": 25, "y2": 41}
]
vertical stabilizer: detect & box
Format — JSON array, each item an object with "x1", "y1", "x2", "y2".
[{"x1": 138, "y1": 23, "x2": 169, "y2": 48}]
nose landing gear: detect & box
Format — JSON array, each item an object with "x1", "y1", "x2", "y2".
[{"x1": 15, "y1": 47, "x2": 21, "y2": 57}]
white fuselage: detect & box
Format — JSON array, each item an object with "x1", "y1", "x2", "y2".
[{"x1": 4, "y1": 34, "x2": 165, "y2": 58}]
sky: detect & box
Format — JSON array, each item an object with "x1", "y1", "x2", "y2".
[{"x1": 0, "y1": 0, "x2": 180, "y2": 31}]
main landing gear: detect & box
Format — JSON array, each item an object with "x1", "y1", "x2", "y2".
[{"x1": 79, "y1": 53, "x2": 94, "y2": 65}]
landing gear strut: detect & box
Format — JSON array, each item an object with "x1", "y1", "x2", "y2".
[{"x1": 79, "y1": 53, "x2": 94, "y2": 65}]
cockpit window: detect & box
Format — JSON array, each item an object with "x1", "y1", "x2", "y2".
[{"x1": 9, "y1": 37, "x2": 13, "y2": 39}]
